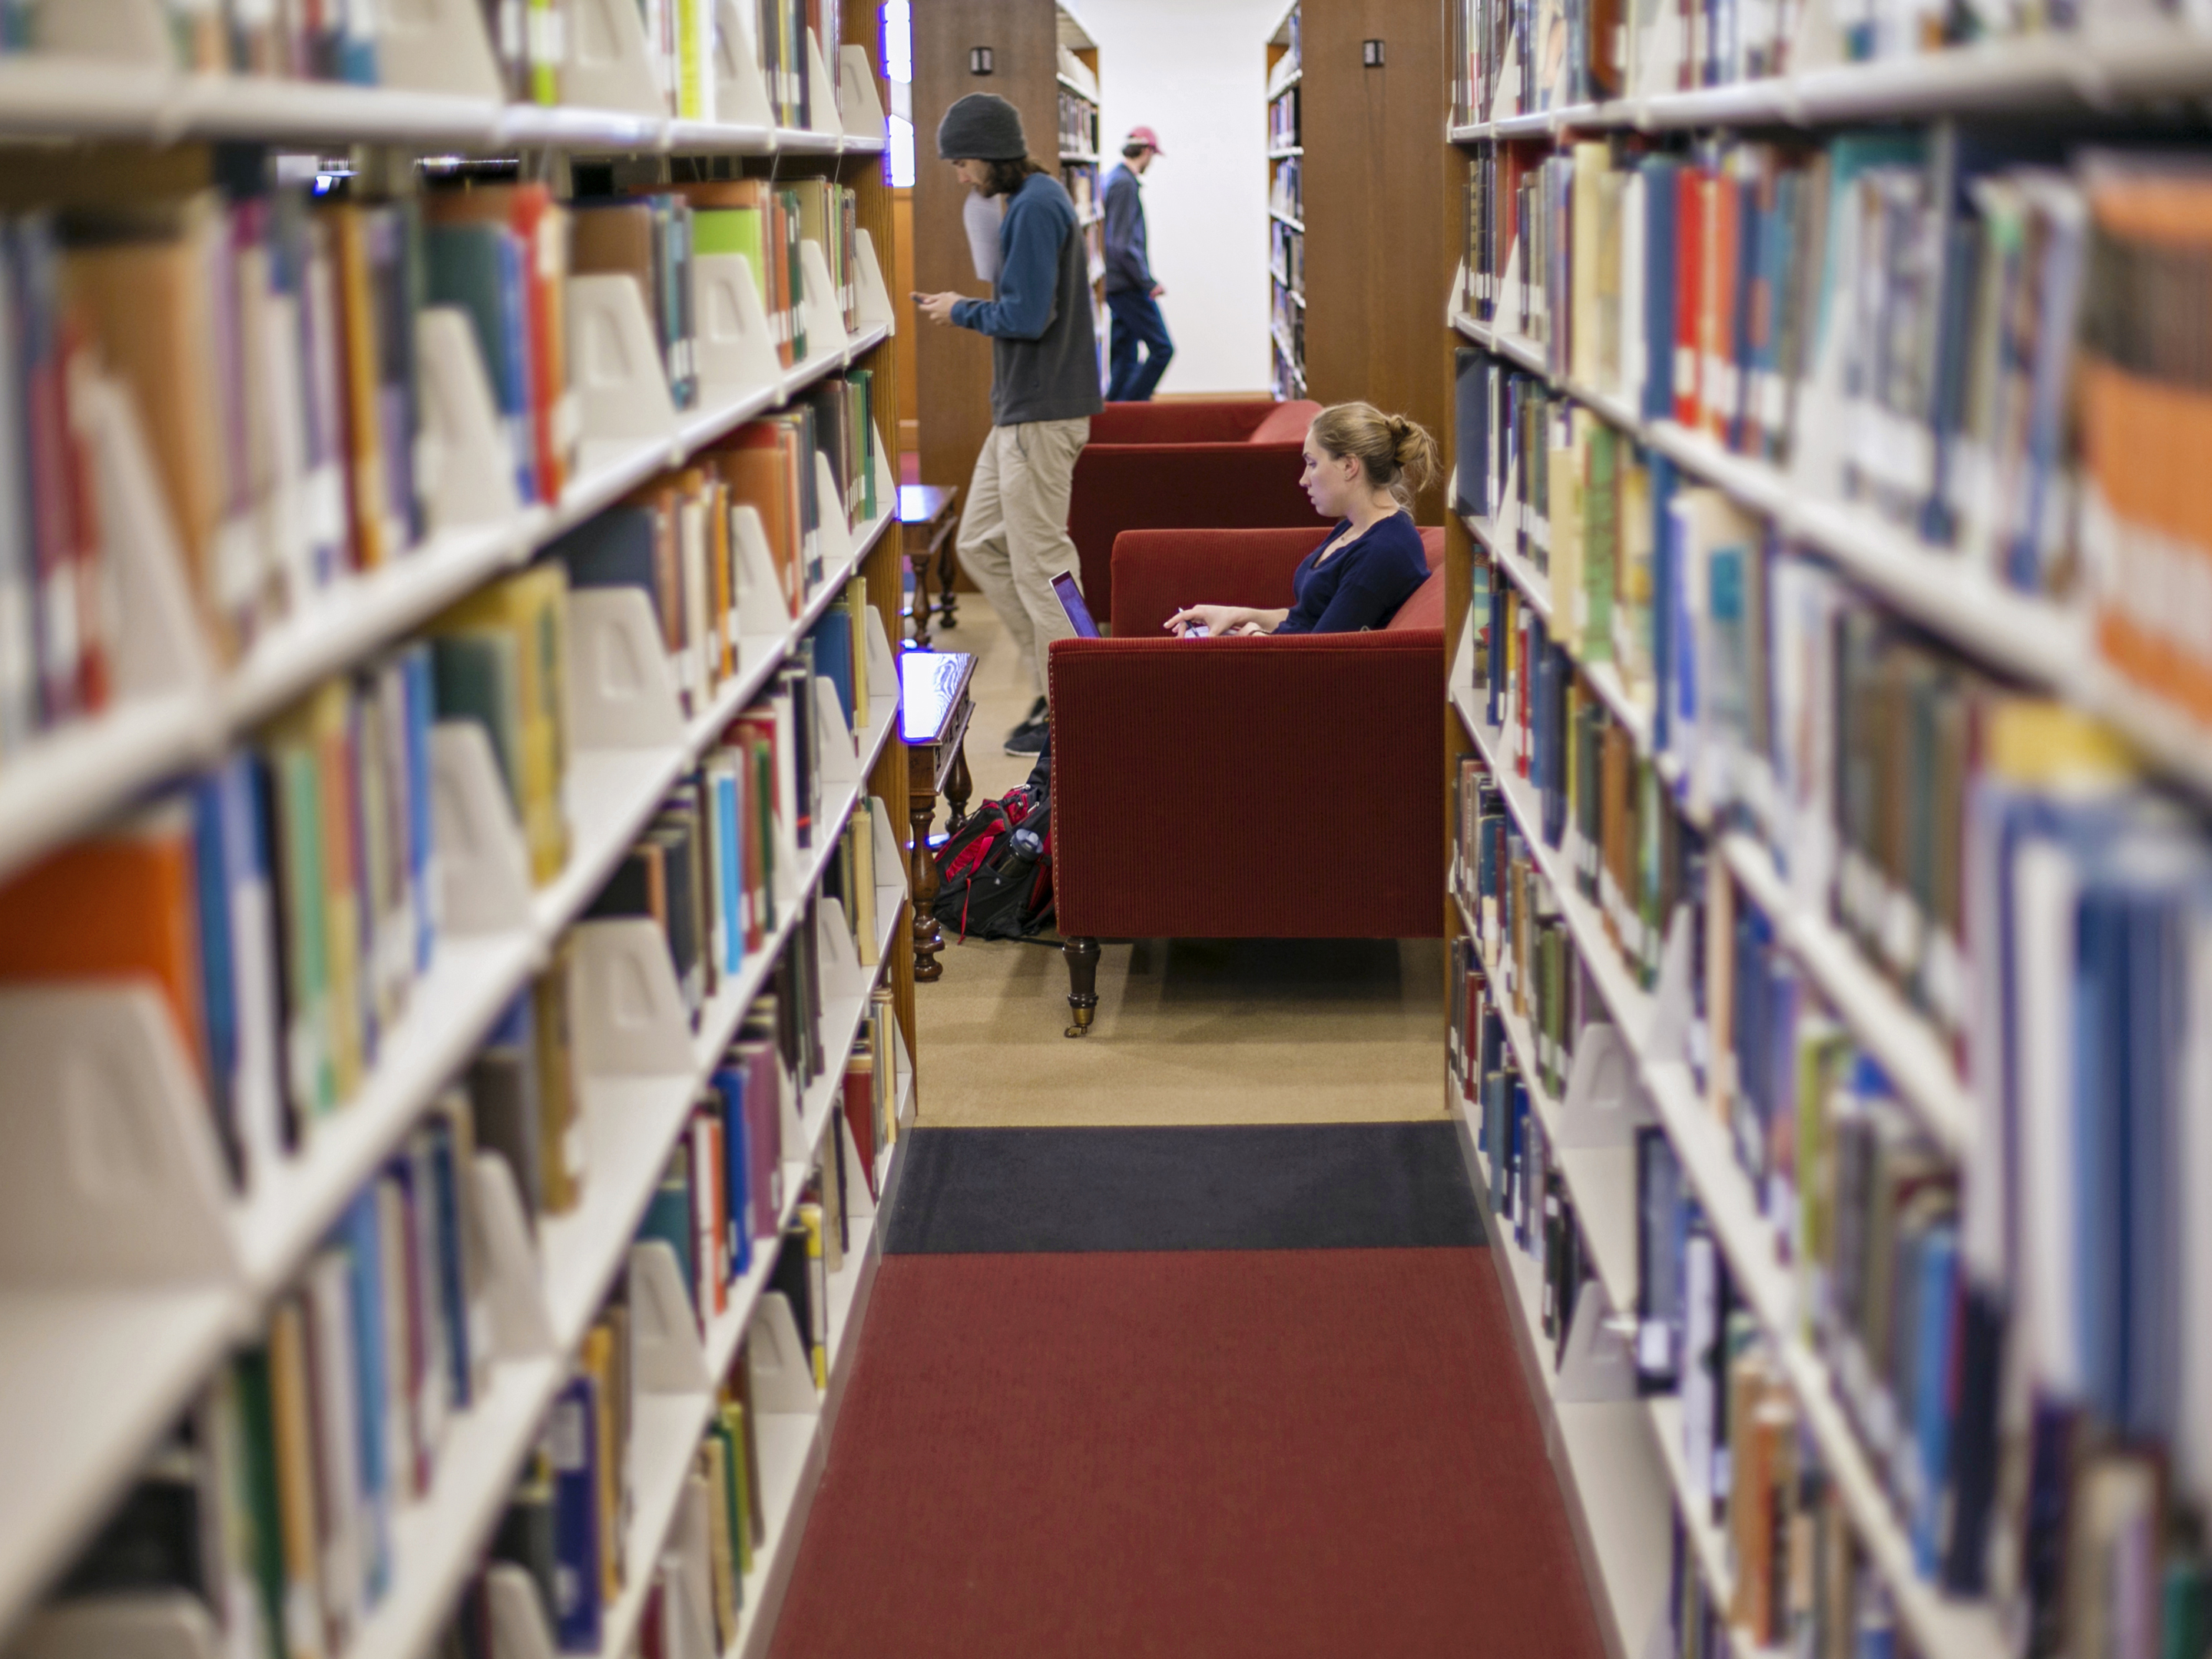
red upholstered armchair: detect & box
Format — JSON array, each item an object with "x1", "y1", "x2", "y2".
[
  {"x1": 1068, "y1": 399, "x2": 1323, "y2": 623},
  {"x1": 1045, "y1": 524, "x2": 1448, "y2": 1035}
]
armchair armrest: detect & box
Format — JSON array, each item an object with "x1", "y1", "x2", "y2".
[
  {"x1": 1047, "y1": 632, "x2": 1446, "y2": 940},
  {"x1": 1108, "y1": 527, "x2": 1325, "y2": 637},
  {"x1": 1089, "y1": 401, "x2": 1275, "y2": 444},
  {"x1": 1069, "y1": 442, "x2": 1317, "y2": 619}
]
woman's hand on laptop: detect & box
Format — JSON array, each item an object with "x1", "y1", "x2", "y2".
[{"x1": 1165, "y1": 604, "x2": 1285, "y2": 637}]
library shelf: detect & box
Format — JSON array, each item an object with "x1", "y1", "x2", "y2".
[
  {"x1": 1475, "y1": 1144, "x2": 1672, "y2": 1659},
  {"x1": 0, "y1": 291, "x2": 889, "y2": 895},
  {"x1": 1451, "y1": 681, "x2": 2009, "y2": 1659},
  {"x1": 321, "y1": 823, "x2": 907, "y2": 1659},
  {"x1": 1452, "y1": 886, "x2": 1774, "y2": 1659},
  {"x1": 0, "y1": 69, "x2": 886, "y2": 154},
  {"x1": 1060, "y1": 147, "x2": 1101, "y2": 164},
  {"x1": 1267, "y1": 144, "x2": 1303, "y2": 159},
  {"x1": 0, "y1": 492, "x2": 902, "y2": 1649},
  {"x1": 1446, "y1": 22, "x2": 2212, "y2": 141},
  {"x1": 1056, "y1": 71, "x2": 1097, "y2": 98},
  {"x1": 0, "y1": 1289, "x2": 244, "y2": 1649},
  {"x1": 1267, "y1": 61, "x2": 1303, "y2": 98},
  {"x1": 1269, "y1": 208, "x2": 1305, "y2": 232}
]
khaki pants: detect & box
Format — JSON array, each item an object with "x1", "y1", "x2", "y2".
[{"x1": 958, "y1": 416, "x2": 1090, "y2": 702}]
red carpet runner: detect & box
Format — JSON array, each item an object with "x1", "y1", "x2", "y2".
[{"x1": 770, "y1": 1125, "x2": 1605, "y2": 1659}]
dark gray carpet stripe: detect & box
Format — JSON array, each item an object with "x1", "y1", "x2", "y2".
[{"x1": 883, "y1": 1121, "x2": 1485, "y2": 1254}]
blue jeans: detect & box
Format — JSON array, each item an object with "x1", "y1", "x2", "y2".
[{"x1": 1106, "y1": 287, "x2": 1174, "y2": 401}]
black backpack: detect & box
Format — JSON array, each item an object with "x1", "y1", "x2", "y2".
[{"x1": 933, "y1": 753, "x2": 1055, "y2": 942}]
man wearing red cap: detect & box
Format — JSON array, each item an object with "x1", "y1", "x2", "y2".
[{"x1": 1103, "y1": 127, "x2": 1174, "y2": 402}]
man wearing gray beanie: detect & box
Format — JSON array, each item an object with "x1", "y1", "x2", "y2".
[{"x1": 915, "y1": 92, "x2": 1103, "y2": 756}]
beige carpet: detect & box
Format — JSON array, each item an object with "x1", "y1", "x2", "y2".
[{"x1": 909, "y1": 601, "x2": 1449, "y2": 1129}]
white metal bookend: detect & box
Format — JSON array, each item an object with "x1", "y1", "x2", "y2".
[
  {"x1": 1644, "y1": 906, "x2": 1696, "y2": 1067},
  {"x1": 428, "y1": 720, "x2": 535, "y2": 935},
  {"x1": 873, "y1": 796, "x2": 909, "y2": 906},
  {"x1": 838, "y1": 45, "x2": 886, "y2": 140},
  {"x1": 1552, "y1": 1278, "x2": 1637, "y2": 1403},
  {"x1": 416, "y1": 306, "x2": 525, "y2": 535},
  {"x1": 731, "y1": 503, "x2": 795, "y2": 647},
  {"x1": 84, "y1": 376, "x2": 214, "y2": 700},
  {"x1": 628, "y1": 1240, "x2": 713, "y2": 1392},
  {"x1": 811, "y1": 452, "x2": 853, "y2": 581},
  {"x1": 862, "y1": 605, "x2": 899, "y2": 736},
  {"x1": 569, "y1": 274, "x2": 680, "y2": 448},
  {"x1": 1555, "y1": 1022, "x2": 1653, "y2": 1148},
  {"x1": 472, "y1": 1150, "x2": 558, "y2": 1359},
  {"x1": 853, "y1": 229, "x2": 895, "y2": 335},
  {"x1": 692, "y1": 252, "x2": 782, "y2": 405},
  {"x1": 871, "y1": 419, "x2": 898, "y2": 518},
  {"x1": 564, "y1": 0, "x2": 666, "y2": 115},
  {"x1": 839, "y1": 1109, "x2": 874, "y2": 1222},
  {"x1": 713, "y1": 0, "x2": 777, "y2": 131},
  {"x1": 816, "y1": 897, "x2": 860, "y2": 1005},
  {"x1": 796, "y1": 242, "x2": 852, "y2": 366},
  {"x1": 572, "y1": 918, "x2": 694, "y2": 1078},
  {"x1": 0, "y1": 988, "x2": 240, "y2": 1287},
  {"x1": 485, "y1": 1562, "x2": 561, "y2": 1659},
  {"x1": 747, "y1": 1293, "x2": 820, "y2": 1413},
  {"x1": 1447, "y1": 257, "x2": 1469, "y2": 324},
  {"x1": 8, "y1": 1593, "x2": 224, "y2": 1659},
  {"x1": 378, "y1": 0, "x2": 507, "y2": 98},
  {"x1": 34, "y1": 0, "x2": 169, "y2": 59},
  {"x1": 568, "y1": 587, "x2": 687, "y2": 750},
  {"x1": 667, "y1": 1476, "x2": 718, "y2": 1659},
  {"x1": 813, "y1": 682, "x2": 858, "y2": 782},
  {"x1": 803, "y1": 29, "x2": 845, "y2": 139}
]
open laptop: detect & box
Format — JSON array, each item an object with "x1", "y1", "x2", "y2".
[{"x1": 1050, "y1": 568, "x2": 1101, "y2": 638}]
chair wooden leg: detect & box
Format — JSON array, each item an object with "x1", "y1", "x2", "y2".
[
  {"x1": 1063, "y1": 935, "x2": 1099, "y2": 1037},
  {"x1": 936, "y1": 543, "x2": 959, "y2": 628}
]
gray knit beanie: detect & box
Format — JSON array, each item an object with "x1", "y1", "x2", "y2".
[{"x1": 936, "y1": 93, "x2": 1028, "y2": 161}]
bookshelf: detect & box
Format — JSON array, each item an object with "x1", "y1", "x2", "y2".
[
  {"x1": 1440, "y1": 9, "x2": 2212, "y2": 1659},
  {"x1": 0, "y1": 5, "x2": 919, "y2": 1657},
  {"x1": 1263, "y1": 0, "x2": 1451, "y2": 518},
  {"x1": 913, "y1": 0, "x2": 1104, "y2": 513}
]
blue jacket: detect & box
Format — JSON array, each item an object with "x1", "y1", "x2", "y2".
[
  {"x1": 951, "y1": 173, "x2": 1104, "y2": 426},
  {"x1": 1102, "y1": 163, "x2": 1151, "y2": 293}
]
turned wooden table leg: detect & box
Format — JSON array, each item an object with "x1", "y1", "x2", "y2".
[
  {"x1": 945, "y1": 738, "x2": 972, "y2": 836},
  {"x1": 936, "y1": 542, "x2": 959, "y2": 629},
  {"x1": 1063, "y1": 936, "x2": 1100, "y2": 1037},
  {"x1": 909, "y1": 789, "x2": 944, "y2": 982},
  {"x1": 907, "y1": 549, "x2": 933, "y2": 650}
]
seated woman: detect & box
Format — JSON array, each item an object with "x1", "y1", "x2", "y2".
[{"x1": 1164, "y1": 402, "x2": 1437, "y2": 637}]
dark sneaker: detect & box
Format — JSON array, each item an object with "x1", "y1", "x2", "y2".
[{"x1": 1003, "y1": 715, "x2": 1049, "y2": 756}]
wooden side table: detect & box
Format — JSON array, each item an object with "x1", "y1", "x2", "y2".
[
  {"x1": 898, "y1": 483, "x2": 961, "y2": 650},
  {"x1": 899, "y1": 648, "x2": 976, "y2": 982}
]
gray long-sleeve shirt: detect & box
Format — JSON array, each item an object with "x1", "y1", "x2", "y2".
[
  {"x1": 1102, "y1": 162, "x2": 1151, "y2": 294},
  {"x1": 951, "y1": 172, "x2": 1104, "y2": 427}
]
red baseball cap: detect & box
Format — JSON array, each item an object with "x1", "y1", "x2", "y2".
[{"x1": 1124, "y1": 125, "x2": 1164, "y2": 154}]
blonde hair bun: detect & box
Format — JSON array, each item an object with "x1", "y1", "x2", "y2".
[{"x1": 1309, "y1": 401, "x2": 1439, "y2": 508}]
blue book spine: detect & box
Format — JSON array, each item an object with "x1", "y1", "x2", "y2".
[
  {"x1": 1650, "y1": 455, "x2": 1679, "y2": 753},
  {"x1": 1642, "y1": 161, "x2": 1678, "y2": 422},
  {"x1": 715, "y1": 773, "x2": 742, "y2": 975},
  {"x1": 716, "y1": 1069, "x2": 753, "y2": 1277},
  {"x1": 548, "y1": 1375, "x2": 603, "y2": 1652},
  {"x1": 1510, "y1": 1078, "x2": 1532, "y2": 1249},
  {"x1": 189, "y1": 773, "x2": 240, "y2": 1152},
  {"x1": 493, "y1": 232, "x2": 538, "y2": 505},
  {"x1": 337, "y1": 1190, "x2": 392, "y2": 1603},
  {"x1": 399, "y1": 646, "x2": 435, "y2": 972},
  {"x1": 1910, "y1": 1225, "x2": 1959, "y2": 1577},
  {"x1": 426, "y1": 1118, "x2": 474, "y2": 1409}
]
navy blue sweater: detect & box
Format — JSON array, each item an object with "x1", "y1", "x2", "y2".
[
  {"x1": 950, "y1": 173, "x2": 1104, "y2": 427},
  {"x1": 1275, "y1": 512, "x2": 1429, "y2": 634}
]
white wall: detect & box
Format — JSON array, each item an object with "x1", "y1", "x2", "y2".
[{"x1": 1078, "y1": 0, "x2": 1285, "y2": 395}]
